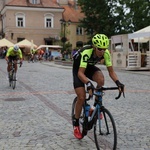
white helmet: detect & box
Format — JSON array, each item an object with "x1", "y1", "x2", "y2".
[{"x1": 14, "y1": 45, "x2": 19, "y2": 52}]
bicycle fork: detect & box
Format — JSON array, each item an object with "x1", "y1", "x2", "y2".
[{"x1": 98, "y1": 106, "x2": 110, "y2": 135}]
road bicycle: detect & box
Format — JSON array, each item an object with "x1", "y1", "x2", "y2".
[
  {"x1": 28, "y1": 54, "x2": 35, "y2": 63},
  {"x1": 71, "y1": 86, "x2": 125, "y2": 150},
  {"x1": 9, "y1": 61, "x2": 22, "y2": 89}
]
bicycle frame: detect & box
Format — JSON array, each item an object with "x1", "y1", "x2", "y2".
[{"x1": 84, "y1": 90, "x2": 103, "y2": 131}]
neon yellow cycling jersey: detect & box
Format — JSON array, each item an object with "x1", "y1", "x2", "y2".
[
  {"x1": 30, "y1": 49, "x2": 36, "y2": 54},
  {"x1": 73, "y1": 46, "x2": 112, "y2": 68},
  {"x1": 6, "y1": 47, "x2": 23, "y2": 58}
]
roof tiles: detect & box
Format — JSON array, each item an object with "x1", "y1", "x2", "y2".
[
  {"x1": 7, "y1": 0, "x2": 61, "y2": 8},
  {"x1": 6, "y1": 0, "x2": 84, "y2": 22}
]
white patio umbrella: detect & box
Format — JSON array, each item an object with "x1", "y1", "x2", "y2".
[
  {"x1": 0, "y1": 38, "x2": 14, "y2": 47},
  {"x1": 16, "y1": 39, "x2": 37, "y2": 48}
]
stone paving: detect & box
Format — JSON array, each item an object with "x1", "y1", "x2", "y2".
[{"x1": 0, "y1": 59, "x2": 150, "y2": 150}]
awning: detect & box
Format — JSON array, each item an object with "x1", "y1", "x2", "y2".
[
  {"x1": 0, "y1": 38, "x2": 14, "y2": 47},
  {"x1": 16, "y1": 39, "x2": 37, "y2": 48},
  {"x1": 36, "y1": 45, "x2": 62, "y2": 50},
  {"x1": 128, "y1": 26, "x2": 150, "y2": 43}
]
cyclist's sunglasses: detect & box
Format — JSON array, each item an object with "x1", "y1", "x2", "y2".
[{"x1": 97, "y1": 48, "x2": 105, "y2": 51}]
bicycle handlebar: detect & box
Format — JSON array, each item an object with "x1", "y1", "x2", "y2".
[
  {"x1": 10, "y1": 61, "x2": 22, "y2": 68},
  {"x1": 86, "y1": 86, "x2": 125, "y2": 100}
]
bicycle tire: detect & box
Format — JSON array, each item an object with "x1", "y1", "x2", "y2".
[
  {"x1": 94, "y1": 107, "x2": 117, "y2": 150},
  {"x1": 9, "y1": 76, "x2": 12, "y2": 87},
  {"x1": 71, "y1": 97, "x2": 87, "y2": 138},
  {"x1": 9, "y1": 71, "x2": 13, "y2": 87},
  {"x1": 12, "y1": 72, "x2": 16, "y2": 89}
]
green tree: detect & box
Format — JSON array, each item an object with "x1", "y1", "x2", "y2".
[
  {"x1": 78, "y1": 0, "x2": 150, "y2": 36},
  {"x1": 118, "y1": 0, "x2": 150, "y2": 32},
  {"x1": 78, "y1": 0, "x2": 117, "y2": 38}
]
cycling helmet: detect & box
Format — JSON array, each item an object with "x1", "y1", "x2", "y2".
[
  {"x1": 92, "y1": 34, "x2": 109, "y2": 49},
  {"x1": 13, "y1": 45, "x2": 19, "y2": 52}
]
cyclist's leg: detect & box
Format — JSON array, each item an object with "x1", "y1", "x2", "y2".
[
  {"x1": 7, "y1": 57, "x2": 13, "y2": 77},
  {"x1": 85, "y1": 65, "x2": 104, "y2": 103},
  {"x1": 7, "y1": 61, "x2": 12, "y2": 73},
  {"x1": 73, "y1": 70, "x2": 85, "y2": 139},
  {"x1": 31, "y1": 54, "x2": 34, "y2": 62},
  {"x1": 74, "y1": 87, "x2": 86, "y2": 121},
  {"x1": 92, "y1": 70, "x2": 104, "y2": 87},
  {"x1": 13, "y1": 57, "x2": 18, "y2": 73},
  {"x1": 85, "y1": 65, "x2": 104, "y2": 87}
]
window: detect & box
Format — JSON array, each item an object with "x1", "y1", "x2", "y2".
[
  {"x1": 32, "y1": 0, "x2": 38, "y2": 4},
  {"x1": 29, "y1": 0, "x2": 40, "y2": 4},
  {"x1": 76, "y1": 27, "x2": 83, "y2": 35},
  {"x1": 46, "y1": 18, "x2": 52, "y2": 28},
  {"x1": 17, "y1": 17, "x2": 23, "y2": 27},
  {"x1": 15, "y1": 13, "x2": 25, "y2": 27},
  {"x1": 44, "y1": 13, "x2": 54, "y2": 28}
]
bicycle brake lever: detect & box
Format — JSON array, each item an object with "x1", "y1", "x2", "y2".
[
  {"x1": 115, "y1": 91, "x2": 121, "y2": 100},
  {"x1": 115, "y1": 90, "x2": 125, "y2": 100}
]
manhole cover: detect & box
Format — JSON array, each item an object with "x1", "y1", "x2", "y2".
[{"x1": 4, "y1": 98, "x2": 26, "y2": 101}]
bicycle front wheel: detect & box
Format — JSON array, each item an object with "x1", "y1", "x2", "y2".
[
  {"x1": 9, "y1": 76, "x2": 12, "y2": 87},
  {"x1": 12, "y1": 72, "x2": 16, "y2": 89},
  {"x1": 94, "y1": 107, "x2": 117, "y2": 150}
]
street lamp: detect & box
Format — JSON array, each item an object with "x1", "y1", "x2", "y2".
[{"x1": 60, "y1": 19, "x2": 71, "y2": 55}]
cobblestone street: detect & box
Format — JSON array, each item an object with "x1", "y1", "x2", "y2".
[{"x1": 0, "y1": 59, "x2": 150, "y2": 150}]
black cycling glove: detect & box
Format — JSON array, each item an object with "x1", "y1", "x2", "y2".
[{"x1": 115, "y1": 80, "x2": 124, "y2": 92}]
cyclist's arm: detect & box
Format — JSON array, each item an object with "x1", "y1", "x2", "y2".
[
  {"x1": 5, "y1": 48, "x2": 11, "y2": 62},
  {"x1": 5, "y1": 56, "x2": 9, "y2": 62},
  {"x1": 107, "y1": 66, "x2": 119, "y2": 82},
  {"x1": 104, "y1": 49, "x2": 119, "y2": 82},
  {"x1": 18, "y1": 49, "x2": 23, "y2": 62}
]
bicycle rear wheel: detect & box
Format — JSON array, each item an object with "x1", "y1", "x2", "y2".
[
  {"x1": 71, "y1": 97, "x2": 87, "y2": 138},
  {"x1": 94, "y1": 107, "x2": 117, "y2": 150},
  {"x1": 12, "y1": 72, "x2": 16, "y2": 89}
]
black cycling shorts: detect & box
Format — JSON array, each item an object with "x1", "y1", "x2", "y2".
[
  {"x1": 73, "y1": 65, "x2": 101, "y2": 89},
  {"x1": 8, "y1": 56, "x2": 18, "y2": 62}
]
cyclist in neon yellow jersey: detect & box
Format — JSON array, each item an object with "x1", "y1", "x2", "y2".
[
  {"x1": 72, "y1": 34, "x2": 124, "y2": 139},
  {"x1": 29, "y1": 48, "x2": 37, "y2": 62},
  {"x1": 5, "y1": 45, "x2": 23, "y2": 79}
]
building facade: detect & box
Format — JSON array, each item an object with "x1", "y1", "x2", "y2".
[{"x1": 0, "y1": 0, "x2": 89, "y2": 49}]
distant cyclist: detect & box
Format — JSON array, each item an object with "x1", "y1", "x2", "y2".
[
  {"x1": 29, "y1": 48, "x2": 36, "y2": 63},
  {"x1": 72, "y1": 34, "x2": 124, "y2": 139},
  {"x1": 5, "y1": 45, "x2": 23, "y2": 79}
]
